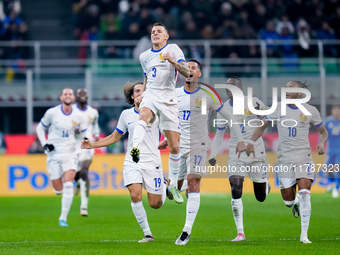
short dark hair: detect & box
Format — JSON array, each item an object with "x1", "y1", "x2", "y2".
[
  {"x1": 188, "y1": 59, "x2": 202, "y2": 72},
  {"x1": 292, "y1": 81, "x2": 309, "y2": 89},
  {"x1": 123, "y1": 81, "x2": 143, "y2": 105},
  {"x1": 153, "y1": 22, "x2": 168, "y2": 32}
]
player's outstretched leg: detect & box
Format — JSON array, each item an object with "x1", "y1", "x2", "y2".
[
  {"x1": 59, "y1": 181, "x2": 74, "y2": 227},
  {"x1": 168, "y1": 155, "x2": 183, "y2": 204},
  {"x1": 175, "y1": 192, "x2": 200, "y2": 245},
  {"x1": 231, "y1": 198, "x2": 246, "y2": 241},
  {"x1": 299, "y1": 189, "x2": 311, "y2": 243},
  {"x1": 79, "y1": 179, "x2": 89, "y2": 216},
  {"x1": 131, "y1": 201, "x2": 154, "y2": 243}
]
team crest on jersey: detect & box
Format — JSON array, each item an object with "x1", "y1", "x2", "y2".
[
  {"x1": 244, "y1": 108, "x2": 251, "y2": 115},
  {"x1": 88, "y1": 116, "x2": 93, "y2": 122},
  {"x1": 72, "y1": 120, "x2": 78, "y2": 126},
  {"x1": 195, "y1": 97, "x2": 202, "y2": 108},
  {"x1": 159, "y1": 53, "x2": 166, "y2": 63},
  {"x1": 300, "y1": 114, "x2": 307, "y2": 122}
]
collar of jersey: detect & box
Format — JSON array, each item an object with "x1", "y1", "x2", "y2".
[
  {"x1": 183, "y1": 84, "x2": 201, "y2": 94},
  {"x1": 76, "y1": 104, "x2": 87, "y2": 111},
  {"x1": 61, "y1": 105, "x2": 72, "y2": 115},
  {"x1": 151, "y1": 44, "x2": 168, "y2": 52},
  {"x1": 134, "y1": 108, "x2": 139, "y2": 114},
  {"x1": 229, "y1": 100, "x2": 233, "y2": 107},
  {"x1": 287, "y1": 104, "x2": 299, "y2": 110}
]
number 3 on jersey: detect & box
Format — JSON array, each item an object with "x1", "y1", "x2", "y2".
[{"x1": 152, "y1": 67, "x2": 157, "y2": 77}]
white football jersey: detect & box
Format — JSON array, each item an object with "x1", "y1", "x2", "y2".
[
  {"x1": 116, "y1": 107, "x2": 162, "y2": 169},
  {"x1": 217, "y1": 96, "x2": 267, "y2": 154},
  {"x1": 140, "y1": 44, "x2": 185, "y2": 104},
  {"x1": 40, "y1": 104, "x2": 87, "y2": 155},
  {"x1": 72, "y1": 104, "x2": 100, "y2": 152},
  {"x1": 266, "y1": 103, "x2": 323, "y2": 158},
  {"x1": 176, "y1": 84, "x2": 224, "y2": 149}
]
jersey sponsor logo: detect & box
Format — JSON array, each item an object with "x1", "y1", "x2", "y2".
[
  {"x1": 88, "y1": 116, "x2": 94, "y2": 122},
  {"x1": 195, "y1": 97, "x2": 202, "y2": 108},
  {"x1": 128, "y1": 122, "x2": 133, "y2": 125},
  {"x1": 72, "y1": 120, "x2": 78, "y2": 126},
  {"x1": 159, "y1": 53, "x2": 166, "y2": 63}
]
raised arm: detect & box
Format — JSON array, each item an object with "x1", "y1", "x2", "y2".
[
  {"x1": 163, "y1": 52, "x2": 189, "y2": 78},
  {"x1": 316, "y1": 124, "x2": 328, "y2": 155},
  {"x1": 81, "y1": 130, "x2": 123, "y2": 149}
]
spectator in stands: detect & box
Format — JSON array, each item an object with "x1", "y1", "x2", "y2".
[
  {"x1": 0, "y1": 0, "x2": 21, "y2": 21},
  {"x1": 28, "y1": 136, "x2": 44, "y2": 154},
  {"x1": 259, "y1": 20, "x2": 279, "y2": 57},
  {"x1": 316, "y1": 21, "x2": 337, "y2": 57}
]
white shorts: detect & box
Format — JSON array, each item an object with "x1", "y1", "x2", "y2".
[
  {"x1": 47, "y1": 152, "x2": 78, "y2": 180},
  {"x1": 123, "y1": 165, "x2": 164, "y2": 195},
  {"x1": 179, "y1": 145, "x2": 208, "y2": 179},
  {"x1": 140, "y1": 96, "x2": 181, "y2": 133},
  {"x1": 77, "y1": 149, "x2": 94, "y2": 170},
  {"x1": 277, "y1": 150, "x2": 314, "y2": 189},
  {"x1": 227, "y1": 153, "x2": 268, "y2": 183}
]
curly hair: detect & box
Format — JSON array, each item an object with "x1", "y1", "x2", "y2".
[{"x1": 123, "y1": 81, "x2": 143, "y2": 105}]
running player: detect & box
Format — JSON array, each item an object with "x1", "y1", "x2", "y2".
[
  {"x1": 130, "y1": 22, "x2": 190, "y2": 204},
  {"x1": 324, "y1": 105, "x2": 340, "y2": 198},
  {"x1": 36, "y1": 88, "x2": 87, "y2": 227},
  {"x1": 81, "y1": 81, "x2": 166, "y2": 243},
  {"x1": 246, "y1": 81, "x2": 328, "y2": 243},
  {"x1": 159, "y1": 61, "x2": 246, "y2": 245},
  {"x1": 209, "y1": 77, "x2": 270, "y2": 242},
  {"x1": 73, "y1": 88, "x2": 100, "y2": 216}
]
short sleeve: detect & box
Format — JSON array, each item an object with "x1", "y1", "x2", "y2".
[
  {"x1": 40, "y1": 108, "x2": 53, "y2": 127},
  {"x1": 311, "y1": 106, "x2": 323, "y2": 127},
  {"x1": 116, "y1": 111, "x2": 127, "y2": 134},
  {"x1": 172, "y1": 44, "x2": 185, "y2": 63},
  {"x1": 139, "y1": 53, "x2": 147, "y2": 74}
]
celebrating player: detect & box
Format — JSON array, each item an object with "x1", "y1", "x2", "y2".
[
  {"x1": 209, "y1": 77, "x2": 270, "y2": 242},
  {"x1": 246, "y1": 81, "x2": 328, "y2": 243},
  {"x1": 36, "y1": 88, "x2": 87, "y2": 227},
  {"x1": 159, "y1": 60, "x2": 246, "y2": 245},
  {"x1": 81, "y1": 81, "x2": 166, "y2": 243},
  {"x1": 130, "y1": 22, "x2": 190, "y2": 204},
  {"x1": 73, "y1": 88, "x2": 100, "y2": 216},
  {"x1": 324, "y1": 105, "x2": 340, "y2": 198}
]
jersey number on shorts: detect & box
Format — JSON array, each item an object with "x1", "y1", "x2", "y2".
[
  {"x1": 183, "y1": 110, "x2": 191, "y2": 120},
  {"x1": 152, "y1": 67, "x2": 157, "y2": 77},
  {"x1": 288, "y1": 127, "x2": 297, "y2": 137},
  {"x1": 154, "y1": 178, "x2": 161, "y2": 188},
  {"x1": 62, "y1": 130, "x2": 69, "y2": 137},
  {"x1": 194, "y1": 155, "x2": 202, "y2": 165}
]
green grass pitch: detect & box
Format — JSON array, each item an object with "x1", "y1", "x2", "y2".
[{"x1": 0, "y1": 193, "x2": 339, "y2": 254}]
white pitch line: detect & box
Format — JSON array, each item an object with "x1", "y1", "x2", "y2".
[{"x1": 0, "y1": 240, "x2": 138, "y2": 245}]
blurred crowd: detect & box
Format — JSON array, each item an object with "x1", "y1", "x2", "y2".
[
  {"x1": 72, "y1": 0, "x2": 340, "y2": 59},
  {"x1": 0, "y1": 0, "x2": 27, "y2": 78}
]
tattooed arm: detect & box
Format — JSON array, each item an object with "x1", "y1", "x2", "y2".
[{"x1": 163, "y1": 52, "x2": 190, "y2": 78}]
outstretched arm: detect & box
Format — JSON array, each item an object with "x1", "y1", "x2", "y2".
[
  {"x1": 208, "y1": 128, "x2": 225, "y2": 165},
  {"x1": 81, "y1": 130, "x2": 123, "y2": 149},
  {"x1": 316, "y1": 124, "x2": 328, "y2": 155}
]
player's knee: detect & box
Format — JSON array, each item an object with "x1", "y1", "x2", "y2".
[
  {"x1": 169, "y1": 144, "x2": 180, "y2": 154},
  {"x1": 188, "y1": 178, "x2": 200, "y2": 193},
  {"x1": 149, "y1": 199, "x2": 162, "y2": 209},
  {"x1": 130, "y1": 192, "x2": 142, "y2": 203},
  {"x1": 231, "y1": 185, "x2": 242, "y2": 199},
  {"x1": 79, "y1": 169, "x2": 89, "y2": 181}
]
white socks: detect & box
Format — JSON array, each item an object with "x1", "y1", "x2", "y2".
[
  {"x1": 162, "y1": 181, "x2": 166, "y2": 205},
  {"x1": 283, "y1": 200, "x2": 294, "y2": 207},
  {"x1": 131, "y1": 201, "x2": 152, "y2": 236},
  {"x1": 59, "y1": 181, "x2": 74, "y2": 221},
  {"x1": 169, "y1": 153, "x2": 180, "y2": 187},
  {"x1": 231, "y1": 198, "x2": 244, "y2": 235},
  {"x1": 79, "y1": 179, "x2": 89, "y2": 210},
  {"x1": 132, "y1": 120, "x2": 147, "y2": 148},
  {"x1": 183, "y1": 192, "x2": 200, "y2": 235},
  {"x1": 299, "y1": 189, "x2": 311, "y2": 238}
]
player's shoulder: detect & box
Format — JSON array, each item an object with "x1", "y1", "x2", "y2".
[
  {"x1": 47, "y1": 104, "x2": 62, "y2": 114},
  {"x1": 304, "y1": 103, "x2": 320, "y2": 114},
  {"x1": 88, "y1": 105, "x2": 99, "y2": 115},
  {"x1": 139, "y1": 48, "x2": 151, "y2": 59},
  {"x1": 176, "y1": 86, "x2": 184, "y2": 95}
]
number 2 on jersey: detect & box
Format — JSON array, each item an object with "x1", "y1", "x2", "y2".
[
  {"x1": 240, "y1": 124, "x2": 246, "y2": 134},
  {"x1": 152, "y1": 67, "x2": 157, "y2": 77}
]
